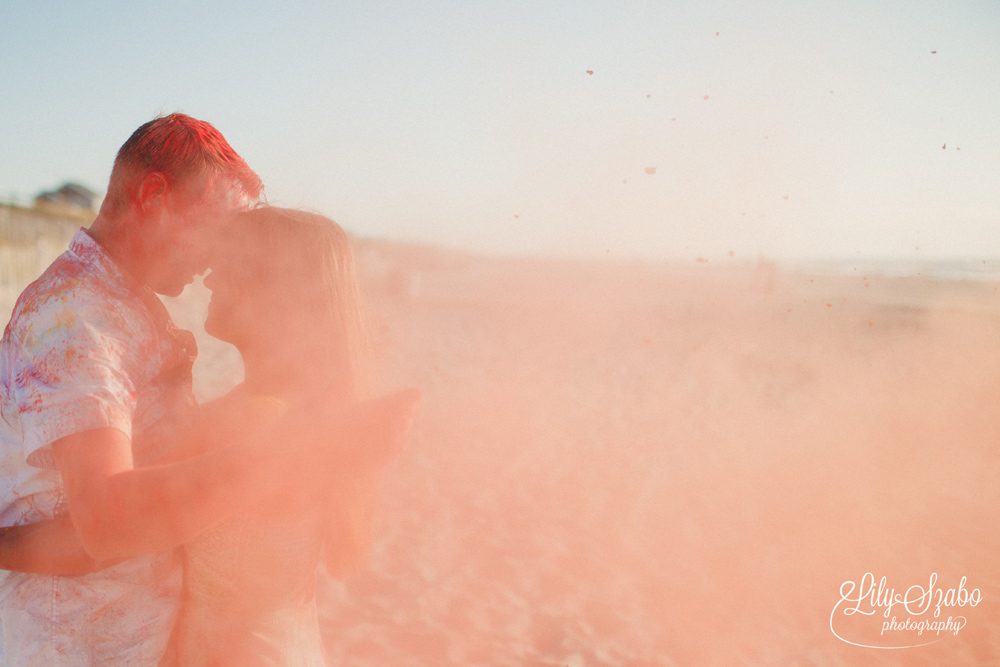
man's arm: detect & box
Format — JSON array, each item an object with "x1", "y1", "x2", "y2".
[
  {"x1": 52, "y1": 425, "x2": 301, "y2": 562},
  {"x1": 0, "y1": 519, "x2": 117, "y2": 575},
  {"x1": 52, "y1": 388, "x2": 419, "y2": 563},
  {"x1": 0, "y1": 396, "x2": 284, "y2": 574}
]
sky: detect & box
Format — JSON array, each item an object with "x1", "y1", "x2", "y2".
[{"x1": 1, "y1": 0, "x2": 998, "y2": 262}]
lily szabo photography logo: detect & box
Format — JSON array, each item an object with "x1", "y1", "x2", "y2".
[{"x1": 830, "y1": 573, "x2": 981, "y2": 649}]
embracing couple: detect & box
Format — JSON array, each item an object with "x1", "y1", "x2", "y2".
[{"x1": 0, "y1": 114, "x2": 419, "y2": 665}]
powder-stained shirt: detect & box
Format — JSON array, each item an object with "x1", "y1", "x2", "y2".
[{"x1": 0, "y1": 228, "x2": 199, "y2": 665}]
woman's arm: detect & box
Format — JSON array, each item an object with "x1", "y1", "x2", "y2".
[
  {"x1": 154, "y1": 392, "x2": 288, "y2": 466},
  {"x1": 0, "y1": 519, "x2": 120, "y2": 575}
]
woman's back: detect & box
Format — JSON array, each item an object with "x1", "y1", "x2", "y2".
[{"x1": 160, "y1": 391, "x2": 329, "y2": 666}]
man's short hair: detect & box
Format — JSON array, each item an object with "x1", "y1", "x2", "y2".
[{"x1": 103, "y1": 113, "x2": 263, "y2": 215}]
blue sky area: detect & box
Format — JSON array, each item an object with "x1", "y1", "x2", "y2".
[{"x1": 1, "y1": 0, "x2": 998, "y2": 261}]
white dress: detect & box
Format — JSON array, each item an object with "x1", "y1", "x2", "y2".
[
  {"x1": 159, "y1": 390, "x2": 329, "y2": 666},
  {"x1": 159, "y1": 497, "x2": 327, "y2": 666}
]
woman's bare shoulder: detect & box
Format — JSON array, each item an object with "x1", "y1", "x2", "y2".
[
  {"x1": 200, "y1": 386, "x2": 289, "y2": 442},
  {"x1": 157, "y1": 385, "x2": 289, "y2": 463}
]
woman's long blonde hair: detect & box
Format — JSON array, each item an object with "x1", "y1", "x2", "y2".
[{"x1": 237, "y1": 206, "x2": 377, "y2": 577}]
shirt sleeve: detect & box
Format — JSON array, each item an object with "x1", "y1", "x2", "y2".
[{"x1": 9, "y1": 289, "x2": 146, "y2": 469}]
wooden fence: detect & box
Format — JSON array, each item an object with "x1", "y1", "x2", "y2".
[{"x1": 0, "y1": 204, "x2": 87, "y2": 323}]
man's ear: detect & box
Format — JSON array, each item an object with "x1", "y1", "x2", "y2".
[{"x1": 136, "y1": 172, "x2": 168, "y2": 214}]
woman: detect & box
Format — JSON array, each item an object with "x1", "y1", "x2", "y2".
[{"x1": 0, "y1": 207, "x2": 413, "y2": 665}]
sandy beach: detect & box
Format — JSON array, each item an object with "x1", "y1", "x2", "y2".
[
  {"x1": 159, "y1": 243, "x2": 1000, "y2": 666},
  {"x1": 5, "y1": 243, "x2": 1000, "y2": 665}
]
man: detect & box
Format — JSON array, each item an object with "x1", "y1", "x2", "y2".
[{"x1": 0, "y1": 114, "x2": 409, "y2": 663}]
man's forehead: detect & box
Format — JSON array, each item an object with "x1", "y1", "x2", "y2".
[
  {"x1": 177, "y1": 168, "x2": 249, "y2": 214},
  {"x1": 203, "y1": 172, "x2": 253, "y2": 216}
]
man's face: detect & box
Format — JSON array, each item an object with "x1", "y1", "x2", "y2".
[{"x1": 144, "y1": 172, "x2": 249, "y2": 296}]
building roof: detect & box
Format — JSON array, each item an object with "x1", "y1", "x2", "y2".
[{"x1": 35, "y1": 182, "x2": 100, "y2": 211}]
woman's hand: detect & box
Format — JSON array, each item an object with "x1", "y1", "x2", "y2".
[
  {"x1": 339, "y1": 388, "x2": 421, "y2": 470},
  {"x1": 289, "y1": 387, "x2": 420, "y2": 482}
]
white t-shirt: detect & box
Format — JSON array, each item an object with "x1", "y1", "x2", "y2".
[{"x1": 0, "y1": 229, "x2": 198, "y2": 665}]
